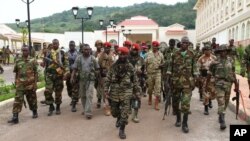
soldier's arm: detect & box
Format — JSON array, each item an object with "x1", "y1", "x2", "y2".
[
  {"x1": 104, "y1": 66, "x2": 113, "y2": 93},
  {"x1": 166, "y1": 53, "x2": 173, "y2": 75},
  {"x1": 131, "y1": 67, "x2": 140, "y2": 97},
  {"x1": 63, "y1": 52, "x2": 70, "y2": 76},
  {"x1": 192, "y1": 56, "x2": 199, "y2": 77},
  {"x1": 240, "y1": 51, "x2": 247, "y2": 75}
]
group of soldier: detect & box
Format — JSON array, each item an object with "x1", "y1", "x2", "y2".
[{"x1": 6, "y1": 36, "x2": 250, "y2": 139}]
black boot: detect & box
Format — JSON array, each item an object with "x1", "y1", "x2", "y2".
[
  {"x1": 56, "y1": 104, "x2": 61, "y2": 115},
  {"x1": 71, "y1": 102, "x2": 77, "y2": 112},
  {"x1": 204, "y1": 105, "x2": 209, "y2": 115},
  {"x1": 219, "y1": 114, "x2": 226, "y2": 130},
  {"x1": 208, "y1": 99, "x2": 213, "y2": 108},
  {"x1": 119, "y1": 124, "x2": 126, "y2": 139},
  {"x1": 32, "y1": 110, "x2": 38, "y2": 118},
  {"x1": 116, "y1": 117, "x2": 121, "y2": 128},
  {"x1": 182, "y1": 114, "x2": 189, "y2": 133},
  {"x1": 175, "y1": 112, "x2": 181, "y2": 127},
  {"x1": 48, "y1": 104, "x2": 55, "y2": 116},
  {"x1": 8, "y1": 113, "x2": 19, "y2": 124},
  {"x1": 97, "y1": 98, "x2": 101, "y2": 109}
]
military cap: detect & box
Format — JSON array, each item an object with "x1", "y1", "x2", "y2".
[
  {"x1": 118, "y1": 47, "x2": 129, "y2": 55},
  {"x1": 123, "y1": 41, "x2": 132, "y2": 46},
  {"x1": 95, "y1": 40, "x2": 103, "y2": 47},
  {"x1": 152, "y1": 41, "x2": 160, "y2": 47},
  {"x1": 132, "y1": 43, "x2": 140, "y2": 51},
  {"x1": 103, "y1": 42, "x2": 111, "y2": 48}
]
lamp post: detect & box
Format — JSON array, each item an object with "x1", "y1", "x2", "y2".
[
  {"x1": 19, "y1": 0, "x2": 35, "y2": 54},
  {"x1": 122, "y1": 29, "x2": 131, "y2": 41},
  {"x1": 15, "y1": 19, "x2": 28, "y2": 45},
  {"x1": 113, "y1": 25, "x2": 125, "y2": 46},
  {"x1": 99, "y1": 19, "x2": 114, "y2": 42},
  {"x1": 72, "y1": 7, "x2": 93, "y2": 44}
]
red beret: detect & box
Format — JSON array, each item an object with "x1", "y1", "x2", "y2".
[
  {"x1": 114, "y1": 44, "x2": 119, "y2": 48},
  {"x1": 118, "y1": 47, "x2": 129, "y2": 55},
  {"x1": 132, "y1": 43, "x2": 140, "y2": 51},
  {"x1": 123, "y1": 41, "x2": 132, "y2": 46},
  {"x1": 152, "y1": 41, "x2": 159, "y2": 47},
  {"x1": 103, "y1": 42, "x2": 111, "y2": 47}
]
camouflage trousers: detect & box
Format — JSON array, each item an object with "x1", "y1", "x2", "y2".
[
  {"x1": 79, "y1": 80, "x2": 95, "y2": 115},
  {"x1": 215, "y1": 80, "x2": 233, "y2": 114},
  {"x1": 172, "y1": 88, "x2": 192, "y2": 114},
  {"x1": 66, "y1": 77, "x2": 79, "y2": 103},
  {"x1": 96, "y1": 76, "x2": 106, "y2": 101},
  {"x1": 12, "y1": 90, "x2": 37, "y2": 113},
  {"x1": 147, "y1": 73, "x2": 161, "y2": 97},
  {"x1": 201, "y1": 77, "x2": 216, "y2": 105},
  {"x1": 110, "y1": 98, "x2": 130, "y2": 125},
  {"x1": 44, "y1": 74, "x2": 64, "y2": 105}
]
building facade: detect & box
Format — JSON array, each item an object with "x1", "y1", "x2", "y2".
[{"x1": 194, "y1": 0, "x2": 250, "y2": 46}]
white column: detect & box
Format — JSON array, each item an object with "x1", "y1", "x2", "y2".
[{"x1": 152, "y1": 31, "x2": 157, "y2": 41}]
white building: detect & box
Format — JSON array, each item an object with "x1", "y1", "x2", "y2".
[
  {"x1": 1, "y1": 16, "x2": 196, "y2": 51},
  {"x1": 194, "y1": 0, "x2": 250, "y2": 46}
]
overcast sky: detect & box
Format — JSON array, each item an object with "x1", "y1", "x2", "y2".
[{"x1": 0, "y1": 0, "x2": 188, "y2": 24}]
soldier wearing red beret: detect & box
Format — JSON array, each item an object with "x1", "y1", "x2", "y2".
[{"x1": 123, "y1": 41, "x2": 132, "y2": 50}]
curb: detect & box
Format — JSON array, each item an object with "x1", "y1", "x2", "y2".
[
  {"x1": 0, "y1": 87, "x2": 45, "y2": 111},
  {"x1": 228, "y1": 100, "x2": 250, "y2": 124}
]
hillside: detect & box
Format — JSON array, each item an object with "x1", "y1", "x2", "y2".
[{"x1": 8, "y1": 0, "x2": 196, "y2": 33}]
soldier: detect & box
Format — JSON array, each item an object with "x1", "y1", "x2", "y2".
[
  {"x1": 94, "y1": 40, "x2": 103, "y2": 58},
  {"x1": 211, "y1": 37, "x2": 217, "y2": 52},
  {"x1": 197, "y1": 45, "x2": 216, "y2": 115},
  {"x1": 240, "y1": 45, "x2": 250, "y2": 98},
  {"x1": 123, "y1": 41, "x2": 132, "y2": 50},
  {"x1": 44, "y1": 39, "x2": 69, "y2": 116},
  {"x1": 139, "y1": 42, "x2": 148, "y2": 60},
  {"x1": 30, "y1": 46, "x2": 36, "y2": 58},
  {"x1": 145, "y1": 41, "x2": 164, "y2": 110},
  {"x1": 104, "y1": 47, "x2": 140, "y2": 139},
  {"x1": 4, "y1": 45, "x2": 12, "y2": 65},
  {"x1": 128, "y1": 43, "x2": 145, "y2": 123},
  {"x1": 71, "y1": 44, "x2": 99, "y2": 119},
  {"x1": 195, "y1": 43, "x2": 204, "y2": 101},
  {"x1": 97, "y1": 42, "x2": 114, "y2": 116},
  {"x1": 66, "y1": 41, "x2": 79, "y2": 112},
  {"x1": 8, "y1": 45, "x2": 38, "y2": 124},
  {"x1": 227, "y1": 39, "x2": 239, "y2": 69},
  {"x1": 167, "y1": 36, "x2": 198, "y2": 133},
  {"x1": 210, "y1": 44, "x2": 237, "y2": 130}
]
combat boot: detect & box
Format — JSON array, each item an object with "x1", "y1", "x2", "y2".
[
  {"x1": 8, "y1": 113, "x2": 19, "y2": 124},
  {"x1": 48, "y1": 104, "x2": 55, "y2": 116},
  {"x1": 175, "y1": 112, "x2": 181, "y2": 127},
  {"x1": 219, "y1": 113, "x2": 226, "y2": 130},
  {"x1": 104, "y1": 105, "x2": 111, "y2": 116},
  {"x1": 148, "y1": 95, "x2": 152, "y2": 105},
  {"x1": 32, "y1": 110, "x2": 38, "y2": 118},
  {"x1": 119, "y1": 124, "x2": 126, "y2": 139},
  {"x1": 116, "y1": 117, "x2": 121, "y2": 128},
  {"x1": 182, "y1": 113, "x2": 189, "y2": 133},
  {"x1": 71, "y1": 102, "x2": 77, "y2": 112},
  {"x1": 132, "y1": 109, "x2": 140, "y2": 123},
  {"x1": 204, "y1": 105, "x2": 209, "y2": 115},
  {"x1": 154, "y1": 96, "x2": 160, "y2": 110},
  {"x1": 96, "y1": 98, "x2": 101, "y2": 109},
  {"x1": 56, "y1": 104, "x2": 61, "y2": 115},
  {"x1": 208, "y1": 99, "x2": 213, "y2": 108}
]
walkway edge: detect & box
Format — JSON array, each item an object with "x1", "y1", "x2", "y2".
[{"x1": 228, "y1": 100, "x2": 250, "y2": 124}]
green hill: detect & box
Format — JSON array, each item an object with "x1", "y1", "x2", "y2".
[{"x1": 8, "y1": 0, "x2": 196, "y2": 33}]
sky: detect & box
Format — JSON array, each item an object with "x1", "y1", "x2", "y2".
[{"x1": 0, "y1": 0, "x2": 188, "y2": 24}]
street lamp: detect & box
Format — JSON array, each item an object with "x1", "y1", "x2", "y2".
[
  {"x1": 15, "y1": 19, "x2": 29, "y2": 45},
  {"x1": 72, "y1": 7, "x2": 93, "y2": 44},
  {"x1": 19, "y1": 0, "x2": 35, "y2": 55},
  {"x1": 122, "y1": 29, "x2": 131, "y2": 41},
  {"x1": 99, "y1": 19, "x2": 114, "y2": 42},
  {"x1": 113, "y1": 25, "x2": 125, "y2": 45}
]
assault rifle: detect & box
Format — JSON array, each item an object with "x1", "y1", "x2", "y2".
[
  {"x1": 162, "y1": 76, "x2": 172, "y2": 120},
  {"x1": 232, "y1": 79, "x2": 240, "y2": 120},
  {"x1": 41, "y1": 57, "x2": 65, "y2": 75}
]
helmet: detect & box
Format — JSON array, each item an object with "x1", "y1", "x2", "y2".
[
  {"x1": 202, "y1": 43, "x2": 211, "y2": 50},
  {"x1": 216, "y1": 44, "x2": 228, "y2": 52}
]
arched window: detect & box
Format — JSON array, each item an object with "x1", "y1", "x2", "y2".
[
  {"x1": 229, "y1": 29, "x2": 231, "y2": 40},
  {"x1": 247, "y1": 21, "x2": 250, "y2": 38},
  {"x1": 109, "y1": 39, "x2": 117, "y2": 45},
  {"x1": 241, "y1": 23, "x2": 245, "y2": 40},
  {"x1": 232, "y1": 28, "x2": 235, "y2": 40},
  {"x1": 235, "y1": 26, "x2": 238, "y2": 41}
]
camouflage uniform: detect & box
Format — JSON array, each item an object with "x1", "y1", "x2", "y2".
[
  {"x1": 73, "y1": 55, "x2": 99, "y2": 117},
  {"x1": 197, "y1": 53, "x2": 216, "y2": 115},
  {"x1": 4, "y1": 46, "x2": 12, "y2": 65},
  {"x1": 240, "y1": 45, "x2": 250, "y2": 96},
  {"x1": 8, "y1": 56, "x2": 38, "y2": 123},
  {"x1": 210, "y1": 45, "x2": 236, "y2": 130},
  {"x1": 44, "y1": 47, "x2": 69, "y2": 115}
]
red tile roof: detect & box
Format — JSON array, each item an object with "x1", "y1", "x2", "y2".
[
  {"x1": 118, "y1": 16, "x2": 158, "y2": 26},
  {"x1": 166, "y1": 30, "x2": 187, "y2": 35}
]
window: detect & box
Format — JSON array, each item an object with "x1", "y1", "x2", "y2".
[
  {"x1": 229, "y1": 29, "x2": 231, "y2": 40},
  {"x1": 235, "y1": 26, "x2": 238, "y2": 41},
  {"x1": 247, "y1": 21, "x2": 250, "y2": 38},
  {"x1": 238, "y1": 0, "x2": 242, "y2": 7},
  {"x1": 231, "y1": 1, "x2": 235, "y2": 11},
  {"x1": 232, "y1": 28, "x2": 235, "y2": 40},
  {"x1": 241, "y1": 23, "x2": 245, "y2": 40}
]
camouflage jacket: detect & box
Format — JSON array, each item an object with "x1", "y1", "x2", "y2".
[
  {"x1": 241, "y1": 45, "x2": 250, "y2": 72},
  {"x1": 104, "y1": 60, "x2": 140, "y2": 102},
  {"x1": 210, "y1": 56, "x2": 236, "y2": 83},
  {"x1": 98, "y1": 52, "x2": 114, "y2": 70},
  {"x1": 145, "y1": 51, "x2": 164, "y2": 74},
  {"x1": 227, "y1": 45, "x2": 238, "y2": 63},
  {"x1": 197, "y1": 54, "x2": 217, "y2": 71},
  {"x1": 14, "y1": 57, "x2": 38, "y2": 90},
  {"x1": 163, "y1": 47, "x2": 178, "y2": 72},
  {"x1": 194, "y1": 49, "x2": 202, "y2": 61},
  {"x1": 128, "y1": 54, "x2": 145, "y2": 73},
  {"x1": 167, "y1": 49, "x2": 198, "y2": 89}
]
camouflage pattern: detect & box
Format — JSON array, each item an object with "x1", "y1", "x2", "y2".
[
  {"x1": 167, "y1": 49, "x2": 198, "y2": 114},
  {"x1": 12, "y1": 57, "x2": 38, "y2": 113},
  {"x1": 163, "y1": 47, "x2": 178, "y2": 72},
  {"x1": 44, "y1": 48, "x2": 69, "y2": 105},
  {"x1": 73, "y1": 55, "x2": 99, "y2": 115},
  {"x1": 210, "y1": 56, "x2": 236, "y2": 114},
  {"x1": 197, "y1": 54, "x2": 217, "y2": 105},
  {"x1": 227, "y1": 45, "x2": 238, "y2": 64},
  {"x1": 146, "y1": 51, "x2": 164, "y2": 97},
  {"x1": 105, "y1": 60, "x2": 140, "y2": 125},
  {"x1": 4, "y1": 47, "x2": 12, "y2": 65},
  {"x1": 241, "y1": 45, "x2": 250, "y2": 80}
]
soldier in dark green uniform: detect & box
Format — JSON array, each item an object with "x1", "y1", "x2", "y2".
[
  {"x1": 105, "y1": 47, "x2": 140, "y2": 139},
  {"x1": 8, "y1": 46, "x2": 38, "y2": 124},
  {"x1": 167, "y1": 36, "x2": 198, "y2": 133}
]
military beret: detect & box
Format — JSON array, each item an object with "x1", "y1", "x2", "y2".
[
  {"x1": 152, "y1": 41, "x2": 160, "y2": 47},
  {"x1": 123, "y1": 41, "x2": 132, "y2": 46},
  {"x1": 132, "y1": 43, "x2": 140, "y2": 51},
  {"x1": 103, "y1": 42, "x2": 111, "y2": 48},
  {"x1": 118, "y1": 47, "x2": 129, "y2": 55}
]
